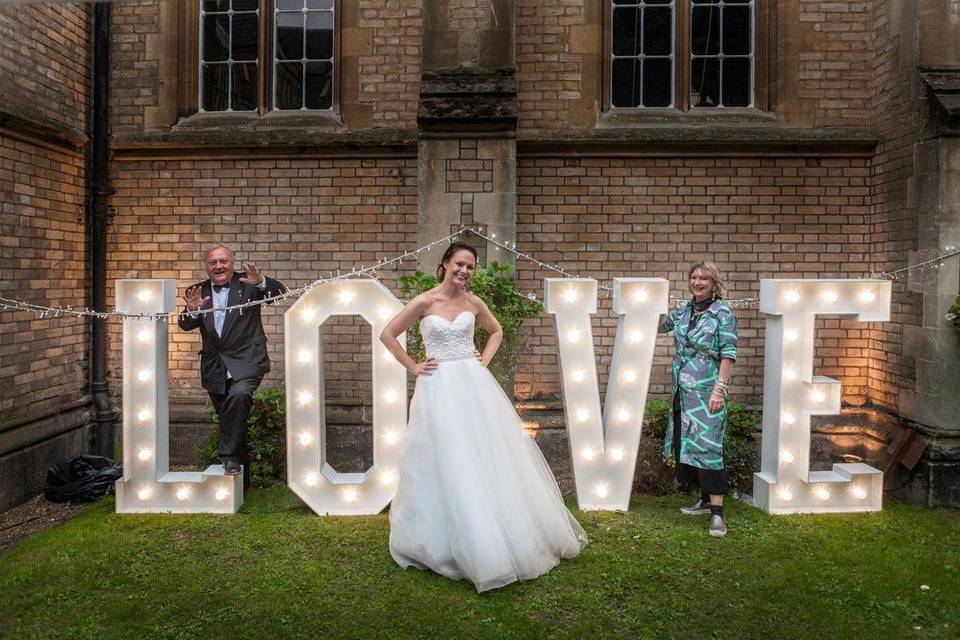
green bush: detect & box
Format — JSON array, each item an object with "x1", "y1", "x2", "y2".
[
  {"x1": 199, "y1": 387, "x2": 286, "y2": 487},
  {"x1": 637, "y1": 397, "x2": 760, "y2": 496},
  {"x1": 398, "y1": 262, "x2": 543, "y2": 391},
  {"x1": 948, "y1": 295, "x2": 960, "y2": 336}
]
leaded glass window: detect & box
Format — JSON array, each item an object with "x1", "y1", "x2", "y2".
[
  {"x1": 274, "y1": 0, "x2": 334, "y2": 110},
  {"x1": 611, "y1": 0, "x2": 674, "y2": 108},
  {"x1": 200, "y1": 0, "x2": 260, "y2": 112},
  {"x1": 690, "y1": 0, "x2": 753, "y2": 108}
]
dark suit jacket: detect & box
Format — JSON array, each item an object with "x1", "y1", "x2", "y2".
[{"x1": 178, "y1": 272, "x2": 287, "y2": 394}]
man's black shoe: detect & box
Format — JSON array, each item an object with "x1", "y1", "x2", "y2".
[{"x1": 224, "y1": 460, "x2": 242, "y2": 475}]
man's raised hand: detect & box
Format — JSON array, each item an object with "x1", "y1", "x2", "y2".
[
  {"x1": 240, "y1": 262, "x2": 264, "y2": 286},
  {"x1": 184, "y1": 285, "x2": 210, "y2": 311}
]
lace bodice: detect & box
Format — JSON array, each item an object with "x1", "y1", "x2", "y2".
[{"x1": 420, "y1": 311, "x2": 476, "y2": 362}]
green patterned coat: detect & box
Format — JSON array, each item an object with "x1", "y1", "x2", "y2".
[{"x1": 659, "y1": 299, "x2": 738, "y2": 470}]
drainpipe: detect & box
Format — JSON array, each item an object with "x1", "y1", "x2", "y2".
[{"x1": 89, "y1": 2, "x2": 113, "y2": 456}]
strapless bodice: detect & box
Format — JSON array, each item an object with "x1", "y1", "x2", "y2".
[{"x1": 420, "y1": 311, "x2": 476, "y2": 362}]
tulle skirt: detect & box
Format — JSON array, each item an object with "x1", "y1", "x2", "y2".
[{"x1": 389, "y1": 357, "x2": 587, "y2": 592}]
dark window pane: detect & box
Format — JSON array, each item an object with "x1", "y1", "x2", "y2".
[
  {"x1": 276, "y1": 12, "x2": 304, "y2": 60},
  {"x1": 646, "y1": 0, "x2": 672, "y2": 3},
  {"x1": 277, "y1": 0, "x2": 303, "y2": 9},
  {"x1": 691, "y1": 0, "x2": 720, "y2": 3},
  {"x1": 232, "y1": 63, "x2": 258, "y2": 110},
  {"x1": 643, "y1": 6, "x2": 672, "y2": 56},
  {"x1": 202, "y1": 63, "x2": 230, "y2": 111},
  {"x1": 203, "y1": 0, "x2": 229, "y2": 12},
  {"x1": 722, "y1": 58, "x2": 751, "y2": 106},
  {"x1": 612, "y1": 7, "x2": 640, "y2": 57},
  {"x1": 232, "y1": 0, "x2": 258, "y2": 11},
  {"x1": 306, "y1": 11, "x2": 334, "y2": 60},
  {"x1": 691, "y1": 5, "x2": 720, "y2": 56},
  {"x1": 203, "y1": 14, "x2": 230, "y2": 61},
  {"x1": 643, "y1": 58, "x2": 671, "y2": 106},
  {"x1": 725, "y1": 0, "x2": 751, "y2": 3},
  {"x1": 690, "y1": 57, "x2": 720, "y2": 107},
  {"x1": 306, "y1": 0, "x2": 334, "y2": 8},
  {"x1": 232, "y1": 13, "x2": 259, "y2": 61},
  {"x1": 276, "y1": 62, "x2": 304, "y2": 109},
  {"x1": 611, "y1": 57, "x2": 642, "y2": 108},
  {"x1": 305, "y1": 61, "x2": 333, "y2": 109},
  {"x1": 723, "y1": 6, "x2": 751, "y2": 55}
]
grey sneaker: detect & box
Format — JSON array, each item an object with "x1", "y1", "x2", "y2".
[
  {"x1": 680, "y1": 498, "x2": 711, "y2": 515},
  {"x1": 709, "y1": 514, "x2": 727, "y2": 537}
]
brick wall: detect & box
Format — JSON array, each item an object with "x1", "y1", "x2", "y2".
[
  {"x1": 107, "y1": 157, "x2": 419, "y2": 403},
  {"x1": 110, "y1": 0, "x2": 160, "y2": 133},
  {"x1": 514, "y1": 156, "x2": 874, "y2": 408},
  {"x1": 0, "y1": 3, "x2": 90, "y2": 132},
  {"x1": 0, "y1": 135, "x2": 88, "y2": 424}
]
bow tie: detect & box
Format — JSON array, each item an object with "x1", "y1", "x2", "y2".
[{"x1": 212, "y1": 284, "x2": 230, "y2": 293}]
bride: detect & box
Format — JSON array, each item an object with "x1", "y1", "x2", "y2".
[{"x1": 379, "y1": 243, "x2": 587, "y2": 592}]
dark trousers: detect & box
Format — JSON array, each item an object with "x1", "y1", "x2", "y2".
[
  {"x1": 208, "y1": 376, "x2": 262, "y2": 463},
  {"x1": 673, "y1": 391, "x2": 728, "y2": 496}
]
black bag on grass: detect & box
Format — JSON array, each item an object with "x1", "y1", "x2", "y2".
[{"x1": 44, "y1": 455, "x2": 122, "y2": 503}]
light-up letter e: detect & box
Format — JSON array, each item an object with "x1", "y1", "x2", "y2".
[
  {"x1": 115, "y1": 279, "x2": 242, "y2": 513},
  {"x1": 753, "y1": 279, "x2": 891, "y2": 514},
  {"x1": 285, "y1": 279, "x2": 407, "y2": 515},
  {"x1": 545, "y1": 278, "x2": 668, "y2": 511}
]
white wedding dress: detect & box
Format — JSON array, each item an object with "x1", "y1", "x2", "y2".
[{"x1": 389, "y1": 311, "x2": 587, "y2": 592}]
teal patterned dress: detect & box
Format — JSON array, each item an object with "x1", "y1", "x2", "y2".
[{"x1": 659, "y1": 298, "x2": 738, "y2": 470}]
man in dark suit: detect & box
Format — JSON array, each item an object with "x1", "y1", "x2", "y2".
[{"x1": 179, "y1": 244, "x2": 287, "y2": 475}]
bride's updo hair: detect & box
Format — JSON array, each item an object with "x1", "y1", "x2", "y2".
[{"x1": 436, "y1": 243, "x2": 479, "y2": 282}]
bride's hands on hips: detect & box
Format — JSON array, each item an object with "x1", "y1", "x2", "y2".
[
  {"x1": 473, "y1": 349, "x2": 485, "y2": 365},
  {"x1": 411, "y1": 358, "x2": 438, "y2": 376}
]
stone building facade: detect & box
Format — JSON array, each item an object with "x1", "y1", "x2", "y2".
[{"x1": 2, "y1": 0, "x2": 958, "y2": 510}]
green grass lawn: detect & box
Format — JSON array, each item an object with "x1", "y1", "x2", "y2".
[{"x1": 1, "y1": 487, "x2": 957, "y2": 639}]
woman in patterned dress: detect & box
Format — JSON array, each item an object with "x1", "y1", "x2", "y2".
[{"x1": 659, "y1": 262, "x2": 738, "y2": 537}]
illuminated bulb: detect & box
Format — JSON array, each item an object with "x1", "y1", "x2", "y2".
[
  {"x1": 297, "y1": 390, "x2": 313, "y2": 406},
  {"x1": 137, "y1": 487, "x2": 152, "y2": 501},
  {"x1": 298, "y1": 432, "x2": 313, "y2": 446},
  {"x1": 300, "y1": 306, "x2": 317, "y2": 322},
  {"x1": 562, "y1": 287, "x2": 578, "y2": 303},
  {"x1": 778, "y1": 487, "x2": 794, "y2": 502},
  {"x1": 379, "y1": 469, "x2": 397, "y2": 485},
  {"x1": 136, "y1": 329, "x2": 152, "y2": 343},
  {"x1": 783, "y1": 368, "x2": 797, "y2": 381},
  {"x1": 594, "y1": 482, "x2": 610, "y2": 498},
  {"x1": 575, "y1": 408, "x2": 589, "y2": 423},
  {"x1": 137, "y1": 369, "x2": 152, "y2": 383},
  {"x1": 851, "y1": 485, "x2": 868, "y2": 500},
  {"x1": 780, "y1": 449, "x2": 794, "y2": 463},
  {"x1": 565, "y1": 328, "x2": 581, "y2": 344},
  {"x1": 581, "y1": 446, "x2": 596, "y2": 461},
  {"x1": 384, "y1": 388, "x2": 398, "y2": 404},
  {"x1": 628, "y1": 330, "x2": 643, "y2": 343},
  {"x1": 383, "y1": 430, "x2": 400, "y2": 445},
  {"x1": 341, "y1": 487, "x2": 358, "y2": 503},
  {"x1": 304, "y1": 472, "x2": 319, "y2": 487},
  {"x1": 377, "y1": 306, "x2": 393, "y2": 320},
  {"x1": 632, "y1": 288, "x2": 649, "y2": 303},
  {"x1": 622, "y1": 369, "x2": 637, "y2": 384},
  {"x1": 571, "y1": 369, "x2": 585, "y2": 383},
  {"x1": 136, "y1": 289, "x2": 152, "y2": 302},
  {"x1": 137, "y1": 408, "x2": 152, "y2": 423},
  {"x1": 337, "y1": 288, "x2": 355, "y2": 304},
  {"x1": 814, "y1": 486, "x2": 831, "y2": 501},
  {"x1": 176, "y1": 487, "x2": 191, "y2": 501},
  {"x1": 810, "y1": 390, "x2": 826, "y2": 402},
  {"x1": 297, "y1": 349, "x2": 312, "y2": 363},
  {"x1": 782, "y1": 412, "x2": 796, "y2": 426},
  {"x1": 137, "y1": 448, "x2": 153, "y2": 462},
  {"x1": 215, "y1": 487, "x2": 230, "y2": 501},
  {"x1": 821, "y1": 289, "x2": 838, "y2": 304},
  {"x1": 784, "y1": 289, "x2": 801, "y2": 305},
  {"x1": 616, "y1": 407, "x2": 631, "y2": 423},
  {"x1": 784, "y1": 329, "x2": 799, "y2": 343},
  {"x1": 857, "y1": 289, "x2": 876, "y2": 303},
  {"x1": 609, "y1": 447, "x2": 625, "y2": 462}
]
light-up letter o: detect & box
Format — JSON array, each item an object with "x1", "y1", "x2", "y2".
[
  {"x1": 115, "y1": 279, "x2": 242, "y2": 513},
  {"x1": 545, "y1": 278, "x2": 669, "y2": 511},
  {"x1": 285, "y1": 279, "x2": 407, "y2": 515},
  {"x1": 753, "y1": 279, "x2": 891, "y2": 514}
]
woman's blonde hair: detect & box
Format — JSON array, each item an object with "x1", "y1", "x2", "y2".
[{"x1": 688, "y1": 261, "x2": 726, "y2": 298}]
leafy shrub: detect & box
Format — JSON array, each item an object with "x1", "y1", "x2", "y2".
[{"x1": 199, "y1": 387, "x2": 286, "y2": 487}]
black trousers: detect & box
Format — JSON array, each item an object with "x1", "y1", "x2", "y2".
[
  {"x1": 208, "y1": 376, "x2": 262, "y2": 463},
  {"x1": 673, "y1": 391, "x2": 728, "y2": 496}
]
